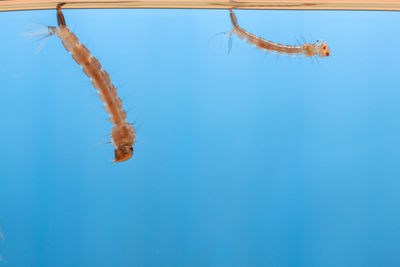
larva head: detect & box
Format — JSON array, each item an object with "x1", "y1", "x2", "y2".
[
  {"x1": 316, "y1": 40, "x2": 330, "y2": 57},
  {"x1": 111, "y1": 123, "x2": 136, "y2": 163},
  {"x1": 114, "y1": 145, "x2": 134, "y2": 163}
]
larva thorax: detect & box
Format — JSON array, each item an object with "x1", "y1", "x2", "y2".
[{"x1": 301, "y1": 43, "x2": 318, "y2": 57}]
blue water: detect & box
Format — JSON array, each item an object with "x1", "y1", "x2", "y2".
[{"x1": 1, "y1": 8, "x2": 400, "y2": 266}]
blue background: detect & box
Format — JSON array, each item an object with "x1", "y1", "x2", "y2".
[{"x1": 1, "y1": 8, "x2": 400, "y2": 266}]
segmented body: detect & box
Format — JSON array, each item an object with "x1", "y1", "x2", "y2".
[
  {"x1": 50, "y1": 4, "x2": 135, "y2": 162},
  {"x1": 229, "y1": 9, "x2": 330, "y2": 57}
]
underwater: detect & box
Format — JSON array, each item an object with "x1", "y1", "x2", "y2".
[{"x1": 1, "y1": 1, "x2": 400, "y2": 266}]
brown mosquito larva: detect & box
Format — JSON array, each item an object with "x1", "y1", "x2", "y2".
[
  {"x1": 229, "y1": 9, "x2": 330, "y2": 57},
  {"x1": 49, "y1": 3, "x2": 135, "y2": 162}
]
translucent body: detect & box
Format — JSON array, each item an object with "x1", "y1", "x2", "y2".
[
  {"x1": 50, "y1": 4, "x2": 135, "y2": 162},
  {"x1": 229, "y1": 9, "x2": 330, "y2": 57}
]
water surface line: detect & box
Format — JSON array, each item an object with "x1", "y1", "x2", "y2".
[{"x1": 2, "y1": 0, "x2": 400, "y2": 12}]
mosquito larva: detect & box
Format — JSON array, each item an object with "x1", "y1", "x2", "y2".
[
  {"x1": 229, "y1": 9, "x2": 330, "y2": 57},
  {"x1": 48, "y1": 3, "x2": 135, "y2": 162}
]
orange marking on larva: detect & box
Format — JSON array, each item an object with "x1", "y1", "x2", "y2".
[
  {"x1": 49, "y1": 3, "x2": 135, "y2": 162},
  {"x1": 229, "y1": 9, "x2": 330, "y2": 58}
]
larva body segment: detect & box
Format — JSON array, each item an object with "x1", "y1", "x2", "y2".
[
  {"x1": 116, "y1": 98, "x2": 123, "y2": 110},
  {"x1": 110, "y1": 84, "x2": 118, "y2": 97},
  {"x1": 101, "y1": 70, "x2": 111, "y2": 84},
  {"x1": 51, "y1": 3, "x2": 135, "y2": 162}
]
